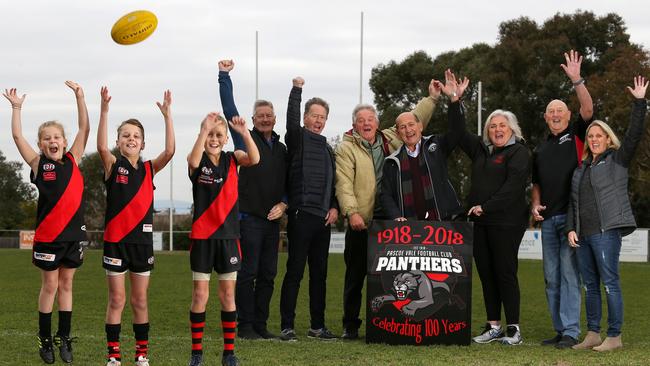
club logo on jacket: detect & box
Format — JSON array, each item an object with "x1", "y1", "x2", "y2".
[
  {"x1": 428, "y1": 143, "x2": 438, "y2": 153},
  {"x1": 117, "y1": 167, "x2": 129, "y2": 175},
  {"x1": 230, "y1": 256, "x2": 239, "y2": 265},
  {"x1": 43, "y1": 163, "x2": 55, "y2": 171},
  {"x1": 558, "y1": 133, "x2": 572, "y2": 145},
  {"x1": 43, "y1": 172, "x2": 57, "y2": 181},
  {"x1": 201, "y1": 167, "x2": 213, "y2": 175}
]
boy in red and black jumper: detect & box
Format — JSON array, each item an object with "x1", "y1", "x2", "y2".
[
  {"x1": 4, "y1": 82, "x2": 90, "y2": 364},
  {"x1": 97, "y1": 87, "x2": 175, "y2": 366},
  {"x1": 187, "y1": 112, "x2": 259, "y2": 366}
]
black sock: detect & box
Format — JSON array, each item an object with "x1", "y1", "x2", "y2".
[
  {"x1": 105, "y1": 323, "x2": 121, "y2": 361},
  {"x1": 39, "y1": 312, "x2": 52, "y2": 338},
  {"x1": 57, "y1": 311, "x2": 72, "y2": 337},
  {"x1": 133, "y1": 323, "x2": 150, "y2": 361},
  {"x1": 190, "y1": 311, "x2": 206, "y2": 355},
  {"x1": 221, "y1": 311, "x2": 236, "y2": 356}
]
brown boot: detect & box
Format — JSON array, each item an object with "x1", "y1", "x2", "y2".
[
  {"x1": 572, "y1": 331, "x2": 602, "y2": 350},
  {"x1": 593, "y1": 335, "x2": 622, "y2": 352}
]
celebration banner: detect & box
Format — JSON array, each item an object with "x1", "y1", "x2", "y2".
[{"x1": 366, "y1": 220, "x2": 473, "y2": 345}]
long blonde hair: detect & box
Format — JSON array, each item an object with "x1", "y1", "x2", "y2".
[{"x1": 582, "y1": 120, "x2": 621, "y2": 160}]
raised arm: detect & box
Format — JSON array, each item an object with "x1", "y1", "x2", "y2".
[
  {"x1": 616, "y1": 76, "x2": 649, "y2": 166},
  {"x1": 285, "y1": 77, "x2": 304, "y2": 150},
  {"x1": 218, "y1": 59, "x2": 245, "y2": 150},
  {"x1": 65, "y1": 81, "x2": 90, "y2": 162},
  {"x1": 97, "y1": 86, "x2": 117, "y2": 178},
  {"x1": 561, "y1": 50, "x2": 593, "y2": 122},
  {"x1": 151, "y1": 90, "x2": 176, "y2": 174},
  {"x1": 3, "y1": 88, "x2": 39, "y2": 171},
  {"x1": 187, "y1": 112, "x2": 219, "y2": 174},
  {"x1": 231, "y1": 116, "x2": 260, "y2": 167},
  {"x1": 411, "y1": 79, "x2": 441, "y2": 130},
  {"x1": 440, "y1": 70, "x2": 469, "y2": 154}
]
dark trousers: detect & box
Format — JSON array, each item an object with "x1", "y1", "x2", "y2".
[
  {"x1": 235, "y1": 215, "x2": 279, "y2": 331},
  {"x1": 473, "y1": 223, "x2": 526, "y2": 325},
  {"x1": 280, "y1": 210, "x2": 331, "y2": 330},
  {"x1": 342, "y1": 228, "x2": 368, "y2": 331}
]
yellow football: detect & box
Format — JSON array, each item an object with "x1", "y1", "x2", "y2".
[{"x1": 111, "y1": 10, "x2": 158, "y2": 45}]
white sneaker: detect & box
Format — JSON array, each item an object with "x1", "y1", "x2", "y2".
[
  {"x1": 106, "y1": 358, "x2": 121, "y2": 366},
  {"x1": 472, "y1": 323, "x2": 503, "y2": 343},
  {"x1": 135, "y1": 355, "x2": 150, "y2": 366},
  {"x1": 500, "y1": 325, "x2": 523, "y2": 345}
]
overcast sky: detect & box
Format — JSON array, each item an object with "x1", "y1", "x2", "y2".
[{"x1": 1, "y1": 0, "x2": 649, "y2": 205}]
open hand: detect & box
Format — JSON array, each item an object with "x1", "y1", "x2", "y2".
[
  {"x1": 429, "y1": 79, "x2": 442, "y2": 100},
  {"x1": 156, "y1": 90, "x2": 172, "y2": 118},
  {"x1": 2, "y1": 88, "x2": 26, "y2": 108},
  {"x1": 65, "y1": 80, "x2": 84, "y2": 98},
  {"x1": 228, "y1": 116, "x2": 249, "y2": 135},
  {"x1": 560, "y1": 50, "x2": 583, "y2": 83},
  {"x1": 100, "y1": 86, "x2": 112, "y2": 111},
  {"x1": 627, "y1": 75, "x2": 649, "y2": 99}
]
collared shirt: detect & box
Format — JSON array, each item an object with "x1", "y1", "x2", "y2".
[{"x1": 406, "y1": 141, "x2": 421, "y2": 158}]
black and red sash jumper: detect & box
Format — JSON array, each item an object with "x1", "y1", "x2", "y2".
[
  {"x1": 103, "y1": 155, "x2": 154, "y2": 245},
  {"x1": 31, "y1": 152, "x2": 87, "y2": 244}
]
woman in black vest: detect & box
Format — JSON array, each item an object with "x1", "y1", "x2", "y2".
[{"x1": 566, "y1": 76, "x2": 648, "y2": 352}]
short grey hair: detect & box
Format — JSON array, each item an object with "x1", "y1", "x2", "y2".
[
  {"x1": 351, "y1": 104, "x2": 377, "y2": 123},
  {"x1": 252, "y1": 99, "x2": 275, "y2": 115},
  {"x1": 482, "y1": 109, "x2": 523, "y2": 145}
]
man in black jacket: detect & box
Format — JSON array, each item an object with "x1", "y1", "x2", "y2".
[
  {"x1": 218, "y1": 60, "x2": 288, "y2": 341},
  {"x1": 279, "y1": 77, "x2": 339, "y2": 341}
]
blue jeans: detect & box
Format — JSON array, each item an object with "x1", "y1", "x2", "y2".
[
  {"x1": 541, "y1": 214, "x2": 581, "y2": 338},
  {"x1": 576, "y1": 229, "x2": 623, "y2": 337}
]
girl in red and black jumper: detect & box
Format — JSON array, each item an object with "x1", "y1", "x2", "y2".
[
  {"x1": 4, "y1": 82, "x2": 90, "y2": 364},
  {"x1": 186, "y1": 112, "x2": 259, "y2": 366},
  {"x1": 97, "y1": 87, "x2": 175, "y2": 366}
]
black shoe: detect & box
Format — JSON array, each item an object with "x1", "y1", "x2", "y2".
[
  {"x1": 307, "y1": 327, "x2": 338, "y2": 340},
  {"x1": 54, "y1": 334, "x2": 75, "y2": 363},
  {"x1": 38, "y1": 336, "x2": 55, "y2": 364},
  {"x1": 221, "y1": 353, "x2": 240, "y2": 366},
  {"x1": 188, "y1": 353, "x2": 203, "y2": 366},
  {"x1": 255, "y1": 328, "x2": 279, "y2": 340},
  {"x1": 541, "y1": 333, "x2": 562, "y2": 346},
  {"x1": 279, "y1": 328, "x2": 297, "y2": 342},
  {"x1": 555, "y1": 335, "x2": 579, "y2": 349},
  {"x1": 341, "y1": 328, "x2": 359, "y2": 340},
  {"x1": 237, "y1": 326, "x2": 262, "y2": 340}
]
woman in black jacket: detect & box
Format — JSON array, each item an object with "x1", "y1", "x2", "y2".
[
  {"x1": 566, "y1": 76, "x2": 648, "y2": 352},
  {"x1": 459, "y1": 89, "x2": 531, "y2": 346}
]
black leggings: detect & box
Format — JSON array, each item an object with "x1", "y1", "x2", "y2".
[{"x1": 473, "y1": 223, "x2": 526, "y2": 325}]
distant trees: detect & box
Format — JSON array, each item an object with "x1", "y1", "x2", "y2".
[
  {"x1": 0, "y1": 150, "x2": 36, "y2": 230},
  {"x1": 369, "y1": 11, "x2": 650, "y2": 226}
]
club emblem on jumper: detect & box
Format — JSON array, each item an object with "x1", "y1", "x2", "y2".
[
  {"x1": 201, "y1": 167, "x2": 212, "y2": 175},
  {"x1": 117, "y1": 167, "x2": 129, "y2": 175},
  {"x1": 43, "y1": 163, "x2": 55, "y2": 171}
]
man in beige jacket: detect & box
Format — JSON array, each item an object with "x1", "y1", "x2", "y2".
[{"x1": 335, "y1": 79, "x2": 440, "y2": 339}]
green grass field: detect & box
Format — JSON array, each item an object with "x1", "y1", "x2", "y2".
[{"x1": 1, "y1": 249, "x2": 649, "y2": 366}]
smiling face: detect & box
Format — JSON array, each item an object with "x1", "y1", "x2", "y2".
[
  {"x1": 544, "y1": 100, "x2": 571, "y2": 135},
  {"x1": 204, "y1": 122, "x2": 228, "y2": 157},
  {"x1": 116, "y1": 123, "x2": 144, "y2": 158},
  {"x1": 396, "y1": 112, "x2": 422, "y2": 150},
  {"x1": 353, "y1": 108, "x2": 379, "y2": 143},
  {"x1": 37, "y1": 124, "x2": 67, "y2": 161},
  {"x1": 303, "y1": 104, "x2": 328, "y2": 135},
  {"x1": 586, "y1": 125, "x2": 611, "y2": 159},
  {"x1": 252, "y1": 105, "x2": 276, "y2": 137},
  {"x1": 487, "y1": 115, "x2": 513, "y2": 147}
]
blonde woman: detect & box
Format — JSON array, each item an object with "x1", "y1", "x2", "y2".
[{"x1": 566, "y1": 76, "x2": 648, "y2": 351}]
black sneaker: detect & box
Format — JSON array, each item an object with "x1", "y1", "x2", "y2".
[
  {"x1": 221, "y1": 353, "x2": 240, "y2": 366},
  {"x1": 188, "y1": 353, "x2": 203, "y2": 366},
  {"x1": 54, "y1": 334, "x2": 75, "y2": 363},
  {"x1": 555, "y1": 335, "x2": 578, "y2": 349},
  {"x1": 541, "y1": 333, "x2": 562, "y2": 346},
  {"x1": 255, "y1": 328, "x2": 279, "y2": 340},
  {"x1": 307, "y1": 327, "x2": 338, "y2": 341},
  {"x1": 38, "y1": 335, "x2": 55, "y2": 364},
  {"x1": 341, "y1": 328, "x2": 359, "y2": 340},
  {"x1": 279, "y1": 328, "x2": 297, "y2": 342},
  {"x1": 237, "y1": 326, "x2": 262, "y2": 340}
]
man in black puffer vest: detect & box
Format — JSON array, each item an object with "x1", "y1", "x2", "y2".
[{"x1": 279, "y1": 76, "x2": 339, "y2": 341}]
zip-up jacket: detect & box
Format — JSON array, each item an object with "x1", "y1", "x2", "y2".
[
  {"x1": 566, "y1": 99, "x2": 647, "y2": 237},
  {"x1": 379, "y1": 101, "x2": 465, "y2": 220}
]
